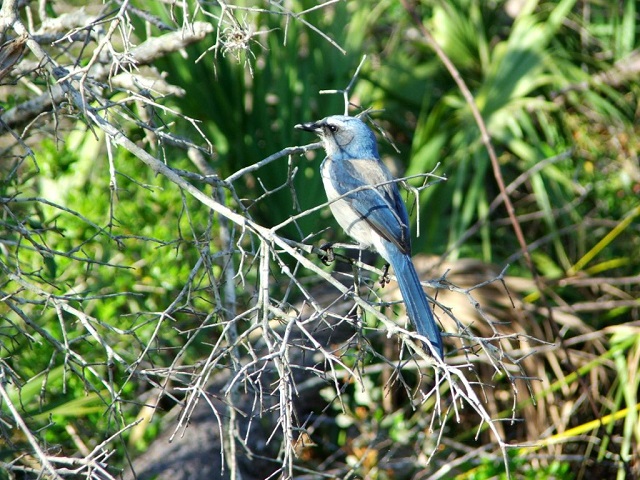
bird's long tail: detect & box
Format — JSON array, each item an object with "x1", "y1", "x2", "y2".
[{"x1": 387, "y1": 247, "x2": 444, "y2": 358}]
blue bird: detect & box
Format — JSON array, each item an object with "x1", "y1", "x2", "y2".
[{"x1": 296, "y1": 115, "x2": 444, "y2": 358}]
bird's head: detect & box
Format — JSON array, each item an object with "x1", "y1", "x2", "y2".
[{"x1": 295, "y1": 115, "x2": 379, "y2": 159}]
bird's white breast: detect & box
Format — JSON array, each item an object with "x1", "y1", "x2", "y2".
[{"x1": 320, "y1": 157, "x2": 377, "y2": 250}]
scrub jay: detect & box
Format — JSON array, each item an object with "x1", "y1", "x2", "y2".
[{"x1": 296, "y1": 115, "x2": 444, "y2": 358}]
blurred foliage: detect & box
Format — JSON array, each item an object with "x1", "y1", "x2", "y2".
[
  {"x1": 129, "y1": 0, "x2": 367, "y2": 238},
  {"x1": 2, "y1": 0, "x2": 640, "y2": 478}
]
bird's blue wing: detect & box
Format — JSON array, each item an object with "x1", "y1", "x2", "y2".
[{"x1": 328, "y1": 157, "x2": 411, "y2": 254}]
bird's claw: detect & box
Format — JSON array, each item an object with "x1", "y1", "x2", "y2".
[
  {"x1": 319, "y1": 242, "x2": 336, "y2": 266},
  {"x1": 379, "y1": 263, "x2": 391, "y2": 287}
]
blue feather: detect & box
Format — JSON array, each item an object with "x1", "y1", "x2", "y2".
[
  {"x1": 385, "y1": 242, "x2": 444, "y2": 358},
  {"x1": 296, "y1": 115, "x2": 445, "y2": 358}
]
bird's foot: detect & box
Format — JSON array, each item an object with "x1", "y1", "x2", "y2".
[
  {"x1": 379, "y1": 263, "x2": 391, "y2": 287},
  {"x1": 319, "y1": 242, "x2": 336, "y2": 266}
]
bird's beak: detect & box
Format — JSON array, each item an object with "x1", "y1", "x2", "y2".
[{"x1": 295, "y1": 121, "x2": 323, "y2": 133}]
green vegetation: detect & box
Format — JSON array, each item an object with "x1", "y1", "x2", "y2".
[{"x1": 1, "y1": 0, "x2": 639, "y2": 478}]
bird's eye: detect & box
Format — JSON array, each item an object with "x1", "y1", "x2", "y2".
[{"x1": 328, "y1": 124, "x2": 338, "y2": 133}]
